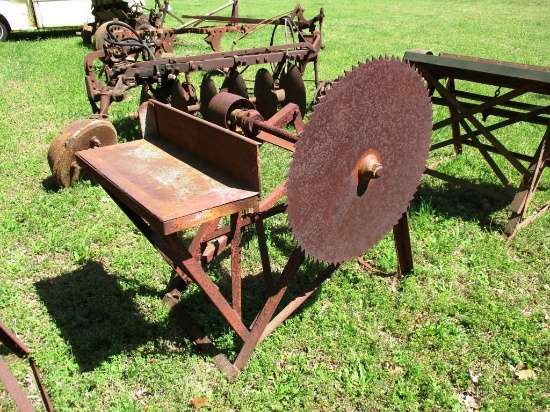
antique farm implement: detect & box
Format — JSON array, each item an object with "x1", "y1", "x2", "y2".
[
  {"x1": 84, "y1": 0, "x2": 240, "y2": 50},
  {"x1": 48, "y1": 2, "x2": 323, "y2": 188},
  {"x1": 74, "y1": 57, "x2": 433, "y2": 376},
  {"x1": 405, "y1": 51, "x2": 550, "y2": 235}
]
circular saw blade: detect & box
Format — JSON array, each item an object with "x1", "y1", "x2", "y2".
[{"x1": 286, "y1": 57, "x2": 433, "y2": 264}]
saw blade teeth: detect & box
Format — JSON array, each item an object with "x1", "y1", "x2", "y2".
[{"x1": 286, "y1": 56, "x2": 433, "y2": 264}]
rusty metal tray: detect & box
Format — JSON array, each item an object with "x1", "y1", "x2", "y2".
[{"x1": 77, "y1": 102, "x2": 261, "y2": 235}]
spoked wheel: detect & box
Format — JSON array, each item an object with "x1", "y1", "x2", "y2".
[
  {"x1": 313, "y1": 78, "x2": 337, "y2": 105},
  {"x1": 48, "y1": 119, "x2": 117, "y2": 188}
]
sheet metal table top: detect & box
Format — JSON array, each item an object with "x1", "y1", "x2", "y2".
[
  {"x1": 404, "y1": 51, "x2": 550, "y2": 93},
  {"x1": 77, "y1": 138, "x2": 260, "y2": 235}
]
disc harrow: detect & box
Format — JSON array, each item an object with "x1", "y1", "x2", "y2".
[{"x1": 48, "y1": 2, "x2": 324, "y2": 187}]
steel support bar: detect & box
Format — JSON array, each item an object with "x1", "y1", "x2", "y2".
[
  {"x1": 230, "y1": 212, "x2": 243, "y2": 318},
  {"x1": 257, "y1": 263, "x2": 339, "y2": 346},
  {"x1": 0, "y1": 322, "x2": 54, "y2": 412},
  {"x1": 0, "y1": 357, "x2": 36, "y2": 412},
  {"x1": 506, "y1": 123, "x2": 550, "y2": 234},
  {"x1": 234, "y1": 247, "x2": 305, "y2": 371},
  {"x1": 422, "y1": 69, "x2": 528, "y2": 176},
  {"x1": 163, "y1": 233, "x2": 251, "y2": 342},
  {"x1": 392, "y1": 212, "x2": 414, "y2": 276}
]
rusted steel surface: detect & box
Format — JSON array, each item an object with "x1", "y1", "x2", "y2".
[
  {"x1": 47, "y1": 119, "x2": 117, "y2": 188},
  {"x1": 0, "y1": 321, "x2": 31, "y2": 357},
  {"x1": 163, "y1": 233, "x2": 251, "y2": 342},
  {"x1": 392, "y1": 213, "x2": 414, "y2": 276},
  {"x1": 405, "y1": 51, "x2": 550, "y2": 235},
  {"x1": 286, "y1": 57, "x2": 433, "y2": 263},
  {"x1": 257, "y1": 262, "x2": 339, "y2": 346},
  {"x1": 77, "y1": 138, "x2": 259, "y2": 235},
  {"x1": 0, "y1": 322, "x2": 54, "y2": 412},
  {"x1": 233, "y1": 247, "x2": 305, "y2": 372},
  {"x1": 0, "y1": 357, "x2": 36, "y2": 412},
  {"x1": 141, "y1": 101, "x2": 261, "y2": 191},
  {"x1": 405, "y1": 52, "x2": 550, "y2": 93},
  {"x1": 230, "y1": 212, "x2": 243, "y2": 318},
  {"x1": 172, "y1": 308, "x2": 240, "y2": 379}
]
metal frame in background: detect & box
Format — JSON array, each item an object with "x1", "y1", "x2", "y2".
[
  {"x1": 404, "y1": 51, "x2": 549, "y2": 235},
  {"x1": 84, "y1": 3, "x2": 324, "y2": 118}
]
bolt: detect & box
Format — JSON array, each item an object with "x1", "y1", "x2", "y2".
[{"x1": 90, "y1": 136, "x2": 102, "y2": 148}]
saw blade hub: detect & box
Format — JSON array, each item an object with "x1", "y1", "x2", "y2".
[
  {"x1": 356, "y1": 151, "x2": 383, "y2": 181},
  {"x1": 355, "y1": 150, "x2": 383, "y2": 196}
]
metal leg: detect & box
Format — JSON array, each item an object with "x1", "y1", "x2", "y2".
[
  {"x1": 393, "y1": 212, "x2": 414, "y2": 276},
  {"x1": 506, "y1": 123, "x2": 550, "y2": 235},
  {"x1": 234, "y1": 248, "x2": 305, "y2": 371},
  {"x1": 446, "y1": 77, "x2": 463, "y2": 155},
  {"x1": 0, "y1": 322, "x2": 54, "y2": 412},
  {"x1": 230, "y1": 212, "x2": 243, "y2": 318}
]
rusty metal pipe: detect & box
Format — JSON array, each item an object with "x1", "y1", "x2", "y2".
[{"x1": 253, "y1": 119, "x2": 299, "y2": 142}]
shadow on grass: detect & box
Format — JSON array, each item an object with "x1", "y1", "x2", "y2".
[
  {"x1": 112, "y1": 117, "x2": 142, "y2": 142},
  {"x1": 41, "y1": 175, "x2": 62, "y2": 193},
  {"x1": 35, "y1": 261, "x2": 162, "y2": 371},
  {"x1": 8, "y1": 28, "x2": 81, "y2": 42},
  {"x1": 411, "y1": 180, "x2": 510, "y2": 232},
  {"x1": 35, "y1": 226, "x2": 326, "y2": 370}
]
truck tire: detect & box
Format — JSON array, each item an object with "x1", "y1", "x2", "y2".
[{"x1": 0, "y1": 20, "x2": 9, "y2": 41}]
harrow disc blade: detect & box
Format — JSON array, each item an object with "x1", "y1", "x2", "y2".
[
  {"x1": 280, "y1": 64, "x2": 306, "y2": 116},
  {"x1": 221, "y1": 70, "x2": 249, "y2": 99},
  {"x1": 170, "y1": 79, "x2": 190, "y2": 112},
  {"x1": 254, "y1": 68, "x2": 278, "y2": 120},
  {"x1": 93, "y1": 22, "x2": 109, "y2": 51},
  {"x1": 200, "y1": 75, "x2": 218, "y2": 122}
]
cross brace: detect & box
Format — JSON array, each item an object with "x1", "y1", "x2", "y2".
[{"x1": 405, "y1": 51, "x2": 550, "y2": 235}]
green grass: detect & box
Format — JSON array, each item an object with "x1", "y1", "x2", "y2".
[{"x1": 1, "y1": 0, "x2": 550, "y2": 410}]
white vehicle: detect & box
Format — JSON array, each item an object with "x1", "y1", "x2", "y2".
[{"x1": 0, "y1": 0, "x2": 95, "y2": 40}]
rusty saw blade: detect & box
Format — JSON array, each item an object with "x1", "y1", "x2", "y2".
[{"x1": 286, "y1": 57, "x2": 433, "y2": 264}]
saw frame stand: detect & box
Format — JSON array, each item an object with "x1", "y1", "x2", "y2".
[
  {"x1": 405, "y1": 51, "x2": 550, "y2": 235},
  {"x1": 76, "y1": 100, "x2": 415, "y2": 377}
]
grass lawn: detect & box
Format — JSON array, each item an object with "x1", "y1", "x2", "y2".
[{"x1": 0, "y1": 0, "x2": 549, "y2": 410}]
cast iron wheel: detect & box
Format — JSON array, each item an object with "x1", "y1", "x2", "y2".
[{"x1": 48, "y1": 119, "x2": 117, "y2": 188}]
